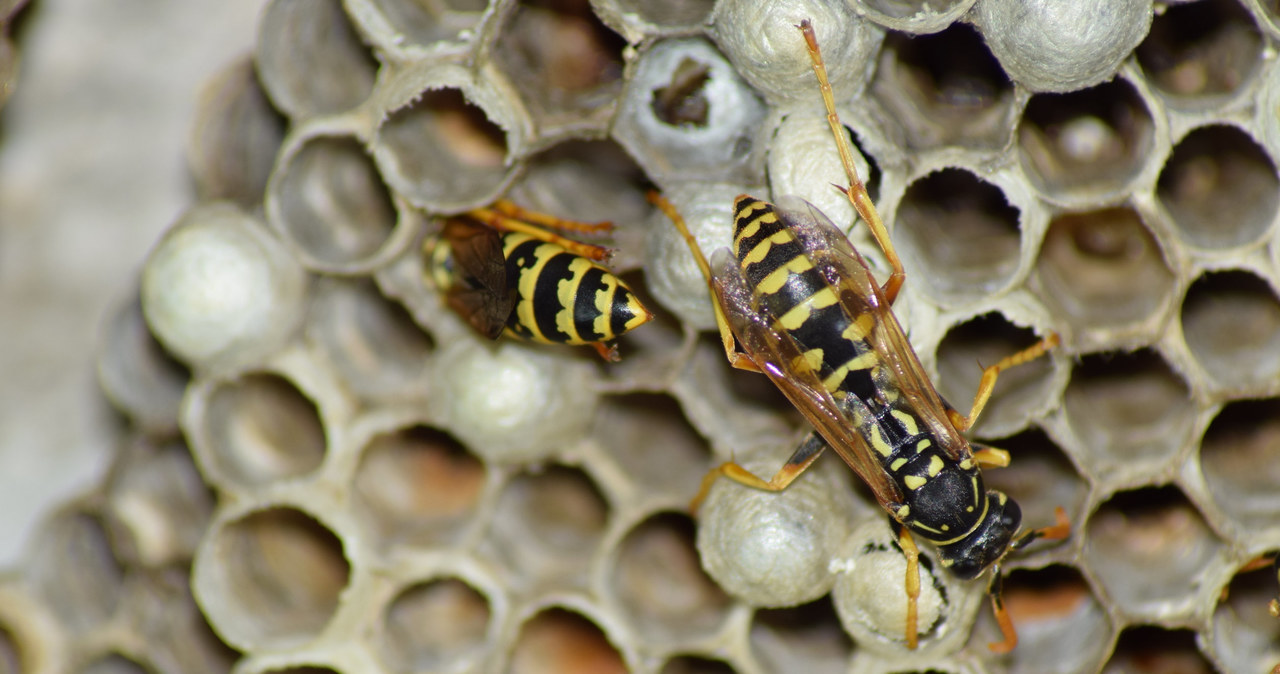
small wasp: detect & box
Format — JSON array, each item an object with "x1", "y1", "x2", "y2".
[
  {"x1": 651, "y1": 20, "x2": 1070, "y2": 652},
  {"x1": 424, "y1": 199, "x2": 653, "y2": 361}
]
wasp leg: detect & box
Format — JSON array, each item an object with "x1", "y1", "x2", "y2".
[
  {"x1": 946, "y1": 332, "x2": 1061, "y2": 433},
  {"x1": 971, "y1": 444, "x2": 1011, "y2": 469},
  {"x1": 649, "y1": 191, "x2": 765, "y2": 374},
  {"x1": 690, "y1": 432, "x2": 827, "y2": 513},
  {"x1": 895, "y1": 523, "x2": 923, "y2": 650},
  {"x1": 490, "y1": 199, "x2": 614, "y2": 234},
  {"x1": 589, "y1": 342, "x2": 621, "y2": 362},
  {"x1": 797, "y1": 19, "x2": 905, "y2": 305},
  {"x1": 987, "y1": 507, "x2": 1071, "y2": 653},
  {"x1": 468, "y1": 206, "x2": 614, "y2": 262}
]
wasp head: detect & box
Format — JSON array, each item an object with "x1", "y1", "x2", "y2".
[{"x1": 940, "y1": 490, "x2": 1021, "y2": 580}]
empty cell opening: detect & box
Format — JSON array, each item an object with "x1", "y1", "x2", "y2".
[
  {"x1": 311, "y1": 279, "x2": 434, "y2": 400},
  {"x1": 27, "y1": 512, "x2": 123, "y2": 634},
  {"x1": 895, "y1": 169, "x2": 1021, "y2": 302},
  {"x1": 256, "y1": 0, "x2": 377, "y2": 118},
  {"x1": 659, "y1": 655, "x2": 737, "y2": 674},
  {"x1": 353, "y1": 426, "x2": 486, "y2": 551},
  {"x1": 104, "y1": 439, "x2": 213, "y2": 567},
  {"x1": 379, "y1": 577, "x2": 491, "y2": 673},
  {"x1": 610, "y1": 512, "x2": 730, "y2": 641},
  {"x1": 592, "y1": 394, "x2": 710, "y2": 501},
  {"x1": 489, "y1": 465, "x2": 609, "y2": 591},
  {"x1": 751, "y1": 599, "x2": 852, "y2": 674},
  {"x1": 1211, "y1": 557, "x2": 1280, "y2": 674},
  {"x1": 273, "y1": 136, "x2": 397, "y2": 269},
  {"x1": 1018, "y1": 80, "x2": 1154, "y2": 199},
  {"x1": 1084, "y1": 487, "x2": 1221, "y2": 617},
  {"x1": 209, "y1": 508, "x2": 350, "y2": 646},
  {"x1": 978, "y1": 429, "x2": 1086, "y2": 537},
  {"x1": 1157, "y1": 124, "x2": 1279, "y2": 249},
  {"x1": 1062, "y1": 349, "x2": 1194, "y2": 472},
  {"x1": 652, "y1": 57, "x2": 712, "y2": 128},
  {"x1": 202, "y1": 373, "x2": 326, "y2": 486},
  {"x1": 81, "y1": 653, "x2": 151, "y2": 674},
  {"x1": 1180, "y1": 270, "x2": 1280, "y2": 390},
  {"x1": 990, "y1": 566, "x2": 1111, "y2": 674},
  {"x1": 1103, "y1": 625, "x2": 1212, "y2": 673},
  {"x1": 509, "y1": 607, "x2": 627, "y2": 674},
  {"x1": 1136, "y1": 0, "x2": 1263, "y2": 100},
  {"x1": 368, "y1": 0, "x2": 487, "y2": 48},
  {"x1": 190, "y1": 59, "x2": 286, "y2": 210},
  {"x1": 935, "y1": 314, "x2": 1057, "y2": 437},
  {"x1": 872, "y1": 24, "x2": 1015, "y2": 150},
  {"x1": 1034, "y1": 207, "x2": 1175, "y2": 328},
  {"x1": 97, "y1": 297, "x2": 191, "y2": 434},
  {"x1": 1200, "y1": 398, "x2": 1280, "y2": 531}
]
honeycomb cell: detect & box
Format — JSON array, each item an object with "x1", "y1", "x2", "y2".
[
  {"x1": 1033, "y1": 207, "x2": 1176, "y2": 338},
  {"x1": 267, "y1": 133, "x2": 401, "y2": 274},
  {"x1": 96, "y1": 297, "x2": 190, "y2": 436},
  {"x1": 935, "y1": 314, "x2": 1061, "y2": 438},
  {"x1": 1210, "y1": 559, "x2": 1280, "y2": 674},
  {"x1": 26, "y1": 511, "x2": 122, "y2": 634},
  {"x1": 127, "y1": 568, "x2": 238, "y2": 674},
  {"x1": 1017, "y1": 79, "x2": 1156, "y2": 206},
  {"x1": 378, "y1": 576, "x2": 493, "y2": 674},
  {"x1": 352, "y1": 425, "x2": 486, "y2": 552},
  {"x1": 973, "y1": 0, "x2": 1152, "y2": 93},
  {"x1": 1135, "y1": 0, "x2": 1263, "y2": 103},
  {"x1": 189, "y1": 58, "x2": 286, "y2": 209},
  {"x1": 979, "y1": 430, "x2": 1087, "y2": 545},
  {"x1": 751, "y1": 600, "x2": 852, "y2": 674},
  {"x1": 1157, "y1": 124, "x2": 1279, "y2": 250},
  {"x1": 1180, "y1": 270, "x2": 1280, "y2": 393},
  {"x1": 254, "y1": 0, "x2": 377, "y2": 119},
  {"x1": 613, "y1": 38, "x2": 766, "y2": 185},
  {"x1": 308, "y1": 277, "x2": 434, "y2": 401},
  {"x1": 1084, "y1": 487, "x2": 1223, "y2": 621},
  {"x1": 190, "y1": 372, "x2": 327, "y2": 488},
  {"x1": 988, "y1": 566, "x2": 1112, "y2": 674},
  {"x1": 1101, "y1": 626, "x2": 1213, "y2": 673},
  {"x1": 80, "y1": 654, "x2": 149, "y2": 674},
  {"x1": 658, "y1": 655, "x2": 737, "y2": 674},
  {"x1": 1199, "y1": 398, "x2": 1280, "y2": 535},
  {"x1": 354, "y1": 0, "x2": 489, "y2": 53},
  {"x1": 193, "y1": 507, "x2": 350, "y2": 651},
  {"x1": 853, "y1": 0, "x2": 975, "y2": 33},
  {"x1": 609, "y1": 512, "x2": 729, "y2": 643},
  {"x1": 491, "y1": 0, "x2": 626, "y2": 142},
  {"x1": 870, "y1": 24, "x2": 1016, "y2": 151},
  {"x1": 894, "y1": 168, "x2": 1024, "y2": 304},
  {"x1": 507, "y1": 606, "x2": 628, "y2": 674},
  {"x1": 1060, "y1": 350, "x2": 1195, "y2": 478},
  {"x1": 590, "y1": 394, "x2": 709, "y2": 504},
  {"x1": 372, "y1": 79, "x2": 522, "y2": 213},
  {"x1": 487, "y1": 465, "x2": 608, "y2": 592},
  {"x1": 102, "y1": 438, "x2": 213, "y2": 568},
  {"x1": 595, "y1": 0, "x2": 713, "y2": 38}
]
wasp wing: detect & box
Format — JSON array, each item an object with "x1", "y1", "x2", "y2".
[
  {"x1": 708, "y1": 246, "x2": 906, "y2": 511},
  {"x1": 440, "y1": 219, "x2": 516, "y2": 340}
]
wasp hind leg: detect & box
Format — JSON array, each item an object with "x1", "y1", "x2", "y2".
[
  {"x1": 945, "y1": 332, "x2": 1061, "y2": 433},
  {"x1": 690, "y1": 432, "x2": 827, "y2": 513},
  {"x1": 468, "y1": 201, "x2": 614, "y2": 261}
]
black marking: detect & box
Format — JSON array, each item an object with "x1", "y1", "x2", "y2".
[{"x1": 574, "y1": 266, "x2": 611, "y2": 342}]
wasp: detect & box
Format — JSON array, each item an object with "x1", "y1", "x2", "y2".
[
  {"x1": 650, "y1": 20, "x2": 1070, "y2": 652},
  {"x1": 424, "y1": 199, "x2": 654, "y2": 361}
]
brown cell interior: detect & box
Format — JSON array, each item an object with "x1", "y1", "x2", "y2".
[
  {"x1": 1180, "y1": 270, "x2": 1280, "y2": 390},
  {"x1": 379, "y1": 577, "x2": 491, "y2": 672},
  {"x1": 1136, "y1": 0, "x2": 1263, "y2": 100},
  {"x1": 508, "y1": 608, "x2": 627, "y2": 674},
  {"x1": 202, "y1": 373, "x2": 327, "y2": 486},
  {"x1": 1199, "y1": 398, "x2": 1280, "y2": 531}
]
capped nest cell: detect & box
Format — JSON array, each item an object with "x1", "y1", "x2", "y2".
[{"x1": 13, "y1": 0, "x2": 1280, "y2": 673}]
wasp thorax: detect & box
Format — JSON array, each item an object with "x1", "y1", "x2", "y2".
[{"x1": 940, "y1": 491, "x2": 1022, "y2": 580}]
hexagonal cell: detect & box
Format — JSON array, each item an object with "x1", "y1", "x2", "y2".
[
  {"x1": 1157, "y1": 124, "x2": 1279, "y2": 250},
  {"x1": 193, "y1": 507, "x2": 350, "y2": 651},
  {"x1": 984, "y1": 566, "x2": 1112, "y2": 674},
  {"x1": 254, "y1": 0, "x2": 377, "y2": 119},
  {"x1": 486, "y1": 465, "x2": 609, "y2": 592},
  {"x1": 1101, "y1": 626, "x2": 1213, "y2": 673},
  {"x1": 980, "y1": 430, "x2": 1087, "y2": 548},
  {"x1": 353, "y1": 425, "x2": 487, "y2": 552},
  {"x1": 935, "y1": 314, "x2": 1060, "y2": 438},
  {"x1": 192, "y1": 372, "x2": 327, "y2": 488},
  {"x1": 1018, "y1": 79, "x2": 1156, "y2": 205},
  {"x1": 377, "y1": 576, "x2": 492, "y2": 674},
  {"x1": 96, "y1": 296, "x2": 190, "y2": 436},
  {"x1": 1180, "y1": 270, "x2": 1280, "y2": 393},
  {"x1": 360, "y1": 0, "x2": 487, "y2": 50},
  {"x1": 80, "y1": 654, "x2": 151, "y2": 674},
  {"x1": 659, "y1": 655, "x2": 738, "y2": 674},
  {"x1": 612, "y1": 37, "x2": 766, "y2": 185},
  {"x1": 1060, "y1": 349, "x2": 1195, "y2": 478},
  {"x1": 267, "y1": 134, "x2": 400, "y2": 274},
  {"x1": 870, "y1": 24, "x2": 1016, "y2": 151},
  {"x1": 1084, "y1": 487, "x2": 1223, "y2": 621},
  {"x1": 26, "y1": 511, "x2": 122, "y2": 634},
  {"x1": 751, "y1": 599, "x2": 852, "y2": 674},
  {"x1": 609, "y1": 511, "x2": 730, "y2": 644},
  {"x1": 507, "y1": 606, "x2": 627, "y2": 674},
  {"x1": 102, "y1": 438, "x2": 213, "y2": 568},
  {"x1": 1032, "y1": 207, "x2": 1176, "y2": 334},
  {"x1": 1135, "y1": 0, "x2": 1263, "y2": 103},
  {"x1": 189, "y1": 57, "x2": 286, "y2": 209},
  {"x1": 491, "y1": 0, "x2": 626, "y2": 141},
  {"x1": 130, "y1": 568, "x2": 238, "y2": 674},
  {"x1": 1210, "y1": 558, "x2": 1280, "y2": 674},
  {"x1": 308, "y1": 277, "x2": 434, "y2": 401},
  {"x1": 894, "y1": 168, "x2": 1023, "y2": 304},
  {"x1": 590, "y1": 394, "x2": 710, "y2": 504},
  {"x1": 1199, "y1": 398, "x2": 1280, "y2": 535}
]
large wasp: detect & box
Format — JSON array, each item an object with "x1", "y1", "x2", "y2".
[
  {"x1": 424, "y1": 200, "x2": 653, "y2": 361},
  {"x1": 651, "y1": 20, "x2": 1070, "y2": 652}
]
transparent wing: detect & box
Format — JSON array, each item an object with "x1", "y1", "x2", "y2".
[{"x1": 442, "y1": 219, "x2": 515, "y2": 340}]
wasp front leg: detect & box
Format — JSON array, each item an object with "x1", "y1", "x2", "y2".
[{"x1": 690, "y1": 432, "x2": 827, "y2": 513}]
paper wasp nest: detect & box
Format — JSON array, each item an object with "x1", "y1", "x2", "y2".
[{"x1": 7, "y1": 0, "x2": 1280, "y2": 672}]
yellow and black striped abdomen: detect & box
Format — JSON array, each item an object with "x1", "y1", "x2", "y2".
[{"x1": 501, "y1": 232, "x2": 650, "y2": 346}]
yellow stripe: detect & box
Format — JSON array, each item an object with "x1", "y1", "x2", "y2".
[
  {"x1": 842, "y1": 313, "x2": 875, "y2": 342},
  {"x1": 778, "y1": 286, "x2": 838, "y2": 330},
  {"x1": 889, "y1": 457, "x2": 908, "y2": 472},
  {"x1": 792, "y1": 348, "x2": 824, "y2": 374},
  {"x1": 733, "y1": 208, "x2": 778, "y2": 257},
  {"x1": 904, "y1": 475, "x2": 926, "y2": 490},
  {"x1": 891, "y1": 409, "x2": 919, "y2": 436},
  {"x1": 933, "y1": 497, "x2": 989, "y2": 546},
  {"x1": 926, "y1": 454, "x2": 944, "y2": 477},
  {"x1": 757, "y1": 255, "x2": 814, "y2": 294},
  {"x1": 589, "y1": 272, "x2": 620, "y2": 340},
  {"x1": 554, "y1": 256, "x2": 596, "y2": 343},
  {"x1": 869, "y1": 424, "x2": 893, "y2": 457},
  {"x1": 821, "y1": 350, "x2": 878, "y2": 392},
  {"x1": 916, "y1": 439, "x2": 933, "y2": 454},
  {"x1": 514, "y1": 241, "x2": 558, "y2": 342},
  {"x1": 741, "y1": 229, "x2": 792, "y2": 266}
]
